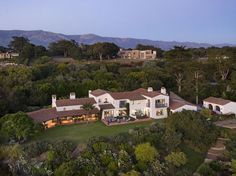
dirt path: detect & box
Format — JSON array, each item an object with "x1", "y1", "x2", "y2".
[{"x1": 205, "y1": 138, "x2": 228, "y2": 162}]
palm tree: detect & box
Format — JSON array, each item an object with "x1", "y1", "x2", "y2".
[{"x1": 82, "y1": 103, "x2": 95, "y2": 124}]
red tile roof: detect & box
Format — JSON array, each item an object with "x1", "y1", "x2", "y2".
[
  {"x1": 169, "y1": 91, "x2": 196, "y2": 110},
  {"x1": 57, "y1": 108, "x2": 99, "y2": 118},
  {"x1": 132, "y1": 88, "x2": 162, "y2": 98},
  {"x1": 56, "y1": 98, "x2": 96, "y2": 107},
  {"x1": 28, "y1": 107, "x2": 99, "y2": 122},
  {"x1": 90, "y1": 89, "x2": 108, "y2": 96},
  {"x1": 204, "y1": 97, "x2": 231, "y2": 105},
  {"x1": 109, "y1": 91, "x2": 146, "y2": 100},
  {"x1": 99, "y1": 104, "x2": 115, "y2": 110},
  {"x1": 27, "y1": 108, "x2": 57, "y2": 122}
]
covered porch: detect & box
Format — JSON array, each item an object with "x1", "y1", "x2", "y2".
[{"x1": 28, "y1": 107, "x2": 99, "y2": 128}]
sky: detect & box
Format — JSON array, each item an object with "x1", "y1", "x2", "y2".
[{"x1": 0, "y1": 0, "x2": 236, "y2": 44}]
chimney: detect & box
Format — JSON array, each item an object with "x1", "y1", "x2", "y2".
[
  {"x1": 147, "y1": 87, "x2": 153, "y2": 92},
  {"x1": 70, "y1": 92, "x2": 76, "y2": 99},
  {"x1": 52, "y1": 95, "x2": 57, "y2": 107},
  {"x1": 161, "y1": 87, "x2": 167, "y2": 94}
]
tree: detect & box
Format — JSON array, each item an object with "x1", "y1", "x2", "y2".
[
  {"x1": 134, "y1": 143, "x2": 158, "y2": 162},
  {"x1": 34, "y1": 45, "x2": 47, "y2": 58},
  {"x1": 200, "y1": 108, "x2": 212, "y2": 119},
  {"x1": 9, "y1": 36, "x2": 30, "y2": 54},
  {"x1": 165, "y1": 152, "x2": 187, "y2": 176},
  {"x1": 0, "y1": 112, "x2": 43, "y2": 142},
  {"x1": 21, "y1": 43, "x2": 35, "y2": 62},
  {"x1": 89, "y1": 42, "x2": 119, "y2": 60},
  {"x1": 54, "y1": 161, "x2": 78, "y2": 176},
  {"x1": 165, "y1": 152, "x2": 187, "y2": 167},
  {"x1": 194, "y1": 70, "x2": 202, "y2": 105},
  {"x1": 165, "y1": 46, "x2": 192, "y2": 60},
  {"x1": 82, "y1": 103, "x2": 95, "y2": 123},
  {"x1": 48, "y1": 40, "x2": 79, "y2": 57},
  {"x1": 121, "y1": 170, "x2": 141, "y2": 176},
  {"x1": 175, "y1": 72, "x2": 184, "y2": 93},
  {"x1": 231, "y1": 159, "x2": 236, "y2": 176}
]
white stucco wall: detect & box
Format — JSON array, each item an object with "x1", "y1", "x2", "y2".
[
  {"x1": 56, "y1": 105, "x2": 82, "y2": 111},
  {"x1": 171, "y1": 105, "x2": 197, "y2": 113},
  {"x1": 129, "y1": 99, "x2": 147, "y2": 118},
  {"x1": 203, "y1": 101, "x2": 224, "y2": 114},
  {"x1": 223, "y1": 102, "x2": 236, "y2": 114},
  {"x1": 143, "y1": 94, "x2": 169, "y2": 119}
]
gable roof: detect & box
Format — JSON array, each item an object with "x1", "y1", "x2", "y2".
[
  {"x1": 132, "y1": 88, "x2": 162, "y2": 98},
  {"x1": 27, "y1": 108, "x2": 58, "y2": 122},
  {"x1": 169, "y1": 91, "x2": 196, "y2": 110},
  {"x1": 90, "y1": 89, "x2": 108, "y2": 97},
  {"x1": 109, "y1": 91, "x2": 146, "y2": 100},
  {"x1": 203, "y1": 97, "x2": 232, "y2": 105},
  {"x1": 28, "y1": 107, "x2": 99, "y2": 122},
  {"x1": 56, "y1": 98, "x2": 96, "y2": 107}
]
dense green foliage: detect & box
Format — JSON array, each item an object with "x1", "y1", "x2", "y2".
[
  {"x1": 0, "y1": 111, "x2": 218, "y2": 175},
  {"x1": 0, "y1": 112, "x2": 43, "y2": 142},
  {"x1": 1, "y1": 37, "x2": 236, "y2": 117},
  {"x1": 1, "y1": 47, "x2": 236, "y2": 117}
]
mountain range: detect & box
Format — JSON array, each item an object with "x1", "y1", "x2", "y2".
[{"x1": 0, "y1": 30, "x2": 234, "y2": 50}]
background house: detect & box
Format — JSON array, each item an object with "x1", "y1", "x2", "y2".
[{"x1": 203, "y1": 97, "x2": 236, "y2": 115}]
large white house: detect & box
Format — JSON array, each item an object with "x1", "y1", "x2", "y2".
[
  {"x1": 28, "y1": 87, "x2": 197, "y2": 128},
  {"x1": 203, "y1": 97, "x2": 236, "y2": 115},
  {"x1": 89, "y1": 87, "x2": 170, "y2": 119}
]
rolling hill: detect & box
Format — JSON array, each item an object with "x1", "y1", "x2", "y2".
[{"x1": 0, "y1": 30, "x2": 234, "y2": 50}]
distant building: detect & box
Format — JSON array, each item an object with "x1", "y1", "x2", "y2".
[
  {"x1": 0, "y1": 52, "x2": 19, "y2": 59},
  {"x1": 118, "y1": 49, "x2": 157, "y2": 59},
  {"x1": 203, "y1": 97, "x2": 236, "y2": 115}
]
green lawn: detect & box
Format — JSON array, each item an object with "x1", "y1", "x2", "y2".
[{"x1": 33, "y1": 121, "x2": 155, "y2": 144}]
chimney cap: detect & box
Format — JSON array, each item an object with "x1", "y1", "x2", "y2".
[{"x1": 147, "y1": 87, "x2": 153, "y2": 92}]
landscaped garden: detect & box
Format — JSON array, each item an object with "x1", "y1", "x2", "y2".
[{"x1": 32, "y1": 120, "x2": 155, "y2": 144}]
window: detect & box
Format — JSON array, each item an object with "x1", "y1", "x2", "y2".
[
  {"x1": 156, "y1": 99, "x2": 165, "y2": 104},
  {"x1": 119, "y1": 100, "x2": 127, "y2": 108},
  {"x1": 98, "y1": 99, "x2": 101, "y2": 103},
  {"x1": 147, "y1": 99, "x2": 150, "y2": 107},
  {"x1": 156, "y1": 109, "x2": 164, "y2": 116},
  {"x1": 155, "y1": 99, "x2": 166, "y2": 108},
  {"x1": 104, "y1": 98, "x2": 108, "y2": 103}
]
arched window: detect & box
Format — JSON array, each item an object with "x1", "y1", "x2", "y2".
[
  {"x1": 208, "y1": 104, "x2": 213, "y2": 110},
  {"x1": 215, "y1": 106, "x2": 221, "y2": 112}
]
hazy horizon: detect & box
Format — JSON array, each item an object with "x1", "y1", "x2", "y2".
[{"x1": 0, "y1": 0, "x2": 236, "y2": 44}]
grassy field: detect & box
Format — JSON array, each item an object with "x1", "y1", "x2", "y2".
[{"x1": 32, "y1": 121, "x2": 155, "y2": 144}]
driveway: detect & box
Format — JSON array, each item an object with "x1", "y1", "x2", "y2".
[{"x1": 214, "y1": 119, "x2": 236, "y2": 129}]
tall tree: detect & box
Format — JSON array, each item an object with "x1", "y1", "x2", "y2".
[
  {"x1": 9, "y1": 36, "x2": 30, "y2": 54},
  {"x1": 48, "y1": 40, "x2": 79, "y2": 57},
  {"x1": 89, "y1": 42, "x2": 119, "y2": 60},
  {"x1": 194, "y1": 70, "x2": 202, "y2": 105}
]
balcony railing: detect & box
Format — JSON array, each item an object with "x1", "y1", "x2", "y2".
[{"x1": 155, "y1": 103, "x2": 166, "y2": 108}]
